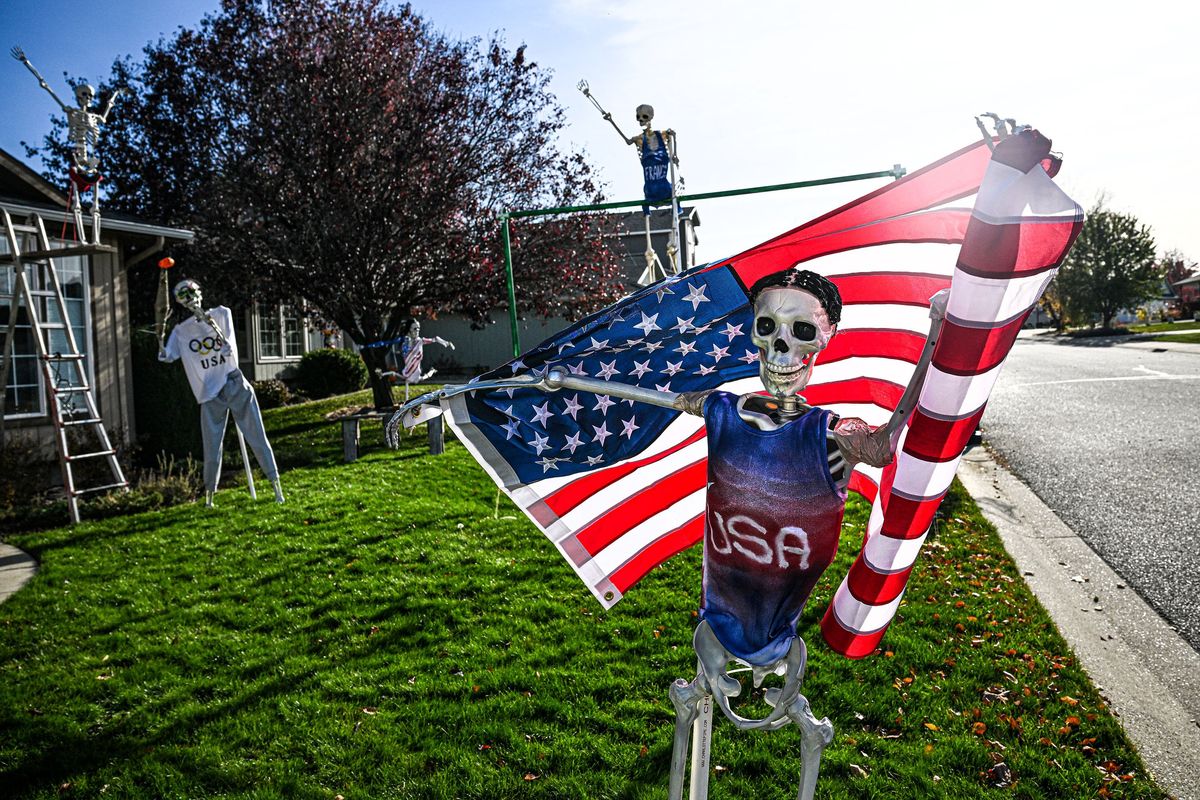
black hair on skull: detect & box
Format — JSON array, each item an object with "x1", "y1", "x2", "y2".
[{"x1": 747, "y1": 267, "x2": 842, "y2": 326}]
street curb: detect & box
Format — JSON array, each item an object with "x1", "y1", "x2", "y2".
[
  {"x1": 957, "y1": 448, "x2": 1200, "y2": 800},
  {"x1": 0, "y1": 542, "x2": 37, "y2": 604}
]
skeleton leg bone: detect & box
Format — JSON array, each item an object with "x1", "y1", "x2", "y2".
[
  {"x1": 668, "y1": 676, "x2": 707, "y2": 800},
  {"x1": 89, "y1": 184, "x2": 101, "y2": 245},
  {"x1": 68, "y1": 181, "x2": 86, "y2": 243},
  {"x1": 787, "y1": 694, "x2": 834, "y2": 800}
]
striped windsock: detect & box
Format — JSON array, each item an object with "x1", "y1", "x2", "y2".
[{"x1": 821, "y1": 129, "x2": 1085, "y2": 658}]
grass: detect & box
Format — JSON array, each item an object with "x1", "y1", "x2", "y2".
[
  {"x1": 1149, "y1": 332, "x2": 1200, "y2": 344},
  {"x1": 1124, "y1": 320, "x2": 1200, "y2": 344},
  {"x1": 1125, "y1": 320, "x2": 1200, "y2": 334},
  {"x1": 0, "y1": 391, "x2": 1169, "y2": 799}
]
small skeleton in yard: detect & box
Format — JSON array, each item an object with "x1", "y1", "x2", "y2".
[
  {"x1": 11, "y1": 46, "x2": 126, "y2": 244},
  {"x1": 392, "y1": 267, "x2": 949, "y2": 799},
  {"x1": 385, "y1": 320, "x2": 454, "y2": 403}
]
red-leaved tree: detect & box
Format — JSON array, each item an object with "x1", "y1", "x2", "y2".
[{"x1": 29, "y1": 0, "x2": 625, "y2": 407}]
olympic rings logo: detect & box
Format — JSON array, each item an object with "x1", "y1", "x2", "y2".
[{"x1": 188, "y1": 336, "x2": 223, "y2": 356}]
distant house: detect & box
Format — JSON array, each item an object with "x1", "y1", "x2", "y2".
[
  {"x1": 0, "y1": 147, "x2": 192, "y2": 454},
  {"x1": 1173, "y1": 273, "x2": 1200, "y2": 317},
  {"x1": 418, "y1": 206, "x2": 701, "y2": 376}
]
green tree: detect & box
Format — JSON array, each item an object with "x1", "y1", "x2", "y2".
[
  {"x1": 28, "y1": 0, "x2": 624, "y2": 409},
  {"x1": 1057, "y1": 202, "x2": 1160, "y2": 329}
]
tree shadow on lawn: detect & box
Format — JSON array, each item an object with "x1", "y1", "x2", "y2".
[{"x1": 1, "y1": 658, "x2": 332, "y2": 797}]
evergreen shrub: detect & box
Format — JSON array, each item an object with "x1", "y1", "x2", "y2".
[{"x1": 295, "y1": 348, "x2": 368, "y2": 398}]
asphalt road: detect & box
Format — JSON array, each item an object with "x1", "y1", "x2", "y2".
[{"x1": 980, "y1": 335, "x2": 1200, "y2": 653}]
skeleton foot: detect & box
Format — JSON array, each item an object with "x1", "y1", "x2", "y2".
[
  {"x1": 787, "y1": 693, "x2": 834, "y2": 800},
  {"x1": 204, "y1": 491, "x2": 215, "y2": 508},
  {"x1": 272, "y1": 479, "x2": 285, "y2": 504}
]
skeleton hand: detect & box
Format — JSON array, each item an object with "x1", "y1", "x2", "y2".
[
  {"x1": 832, "y1": 416, "x2": 893, "y2": 468},
  {"x1": 929, "y1": 288, "x2": 949, "y2": 321},
  {"x1": 10, "y1": 45, "x2": 27, "y2": 64}
]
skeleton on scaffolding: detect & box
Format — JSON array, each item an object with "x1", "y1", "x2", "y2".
[
  {"x1": 11, "y1": 46, "x2": 125, "y2": 245},
  {"x1": 578, "y1": 81, "x2": 682, "y2": 286}
]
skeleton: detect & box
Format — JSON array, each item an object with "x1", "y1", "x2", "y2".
[
  {"x1": 578, "y1": 81, "x2": 682, "y2": 285},
  {"x1": 383, "y1": 321, "x2": 455, "y2": 403},
  {"x1": 160, "y1": 279, "x2": 286, "y2": 507},
  {"x1": 11, "y1": 46, "x2": 126, "y2": 244},
  {"x1": 390, "y1": 268, "x2": 948, "y2": 798}
]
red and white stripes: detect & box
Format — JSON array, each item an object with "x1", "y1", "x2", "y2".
[{"x1": 821, "y1": 131, "x2": 1084, "y2": 657}]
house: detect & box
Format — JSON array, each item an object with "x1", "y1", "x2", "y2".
[
  {"x1": 226, "y1": 302, "x2": 328, "y2": 383},
  {"x1": 1, "y1": 147, "x2": 192, "y2": 457},
  {"x1": 1173, "y1": 273, "x2": 1200, "y2": 317},
  {"x1": 418, "y1": 206, "x2": 701, "y2": 375}
]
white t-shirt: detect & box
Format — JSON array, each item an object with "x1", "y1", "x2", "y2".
[{"x1": 162, "y1": 306, "x2": 240, "y2": 403}]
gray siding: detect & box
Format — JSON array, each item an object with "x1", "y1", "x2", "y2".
[{"x1": 89, "y1": 242, "x2": 135, "y2": 442}]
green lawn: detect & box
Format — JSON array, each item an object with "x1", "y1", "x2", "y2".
[
  {"x1": 1147, "y1": 332, "x2": 1200, "y2": 344},
  {"x1": 0, "y1": 392, "x2": 1166, "y2": 799},
  {"x1": 1125, "y1": 320, "x2": 1200, "y2": 334},
  {"x1": 1124, "y1": 320, "x2": 1200, "y2": 343}
]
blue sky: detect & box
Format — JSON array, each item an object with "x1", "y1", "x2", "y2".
[{"x1": 3, "y1": 0, "x2": 1198, "y2": 262}]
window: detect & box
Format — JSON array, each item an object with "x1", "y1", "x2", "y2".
[
  {"x1": 1, "y1": 235, "x2": 91, "y2": 420},
  {"x1": 256, "y1": 303, "x2": 308, "y2": 360}
]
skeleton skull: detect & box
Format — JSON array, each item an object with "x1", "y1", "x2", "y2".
[
  {"x1": 173, "y1": 278, "x2": 203, "y2": 312},
  {"x1": 751, "y1": 287, "x2": 835, "y2": 399},
  {"x1": 635, "y1": 104, "x2": 654, "y2": 128},
  {"x1": 74, "y1": 83, "x2": 95, "y2": 108}
]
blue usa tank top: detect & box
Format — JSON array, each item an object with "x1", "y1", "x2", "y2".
[{"x1": 700, "y1": 392, "x2": 847, "y2": 665}]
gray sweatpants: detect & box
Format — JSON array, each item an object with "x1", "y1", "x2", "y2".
[{"x1": 201, "y1": 370, "x2": 280, "y2": 492}]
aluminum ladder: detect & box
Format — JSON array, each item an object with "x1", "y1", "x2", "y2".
[{"x1": 0, "y1": 209, "x2": 128, "y2": 523}]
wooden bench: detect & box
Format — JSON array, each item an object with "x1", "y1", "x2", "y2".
[{"x1": 340, "y1": 409, "x2": 444, "y2": 462}]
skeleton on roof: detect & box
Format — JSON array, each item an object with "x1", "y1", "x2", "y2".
[
  {"x1": 11, "y1": 46, "x2": 126, "y2": 244},
  {"x1": 578, "y1": 81, "x2": 682, "y2": 284}
]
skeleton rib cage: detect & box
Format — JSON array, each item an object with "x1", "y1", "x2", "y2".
[{"x1": 0, "y1": 209, "x2": 128, "y2": 523}]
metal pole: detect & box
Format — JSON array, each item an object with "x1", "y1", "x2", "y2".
[
  {"x1": 689, "y1": 694, "x2": 713, "y2": 799},
  {"x1": 236, "y1": 424, "x2": 256, "y2": 499},
  {"x1": 501, "y1": 213, "x2": 520, "y2": 358},
  {"x1": 498, "y1": 165, "x2": 904, "y2": 359},
  {"x1": 507, "y1": 167, "x2": 905, "y2": 220}
]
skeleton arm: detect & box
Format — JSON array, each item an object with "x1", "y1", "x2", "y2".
[
  {"x1": 422, "y1": 336, "x2": 455, "y2": 350},
  {"x1": 98, "y1": 87, "x2": 125, "y2": 122},
  {"x1": 385, "y1": 368, "x2": 699, "y2": 445},
  {"x1": 576, "y1": 80, "x2": 637, "y2": 144},
  {"x1": 10, "y1": 47, "x2": 68, "y2": 111},
  {"x1": 832, "y1": 290, "x2": 950, "y2": 467}
]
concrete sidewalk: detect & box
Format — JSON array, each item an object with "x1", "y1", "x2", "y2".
[
  {"x1": 0, "y1": 542, "x2": 37, "y2": 603},
  {"x1": 958, "y1": 448, "x2": 1200, "y2": 800}
]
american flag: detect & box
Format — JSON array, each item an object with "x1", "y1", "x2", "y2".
[
  {"x1": 442, "y1": 133, "x2": 1080, "y2": 656},
  {"x1": 402, "y1": 339, "x2": 424, "y2": 382}
]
